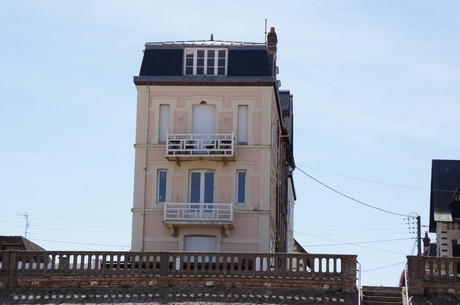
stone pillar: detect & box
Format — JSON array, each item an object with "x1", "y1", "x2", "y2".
[
  {"x1": 1, "y1": 251, "x2": 19, "y2": 289},
  {"x1": 341, "y1": 255, "x2": 358, "y2": 292},
  {"x1": 407, "y1": 256, "x2": 425, "y2": 295},
  {"x1": 159, "y1": 252, "x2": 170, "y2": 287}
]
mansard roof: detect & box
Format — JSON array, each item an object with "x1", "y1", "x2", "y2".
[
  {"x1": 429, "y1": 159, "x2": 460, "y2": 231},
  {"x1": 135, "y1": 39, "x2": 275, "y2": 81}
]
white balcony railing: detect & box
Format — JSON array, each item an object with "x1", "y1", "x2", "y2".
[
  {"x1": 164, "y1": 202, "x2": 234, "y2": 225},
  {"x1": 166, "y1": 133, "x2": 234, "y2": 159}
]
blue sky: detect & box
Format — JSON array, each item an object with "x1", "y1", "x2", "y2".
[{"x1": 1, "y1": 0, "x2": 460, "y2": 286}]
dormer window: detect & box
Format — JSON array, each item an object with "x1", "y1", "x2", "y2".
[{"x1": 185, "y1": 48, "x2": 227, "y2": 76}]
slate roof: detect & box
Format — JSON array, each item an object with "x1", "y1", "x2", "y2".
[
  {"x1": 429, "y1": 160, "x2": 460, "y2": 231},
  {"x1": 136, "y1": 39, "x2": 275, "y2": 79},
  {"x1": 0, "y1": 236, "x2": 45, "y2": 251}
]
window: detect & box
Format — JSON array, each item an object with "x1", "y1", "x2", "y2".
[
  {"x1": 185, "y1": 48, "x2": 227, "y2": 76},
  {"x1": 190, "y1": 171, "x2": 214, "y2": 204},
  {"x1": 157, "y1": 170, "x2": 167, "y2": 204},
  {"x1": 159, "y1": 105, "x2": 170, "y2": 143},
  {"x1": 236, "y1": 170, "x2": 246, "y2": 205},
  {"x1": 237, "y1": 105, "x2": 248, "y2": 144}
]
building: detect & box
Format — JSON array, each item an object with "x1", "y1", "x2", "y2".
[
  {"x1": 429, "y1": 159, "x2": 460, "y2": 257},
  {"x1": 0, "y1": 236, "x2": 45, "y2": 251},
  {"x1": 130, "y1": 28, "x2": 296, "y2": 253}
]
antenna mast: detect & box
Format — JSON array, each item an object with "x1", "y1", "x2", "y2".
[
  {"x1": 264, "y1": 19, "x2": 268, "y2": 43},
  {"x1": 23, "y1": 212, "x2": 30, "y2": 237}
]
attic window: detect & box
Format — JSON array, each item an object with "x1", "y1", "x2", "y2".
[{"x1": 185, "y1": 48, "x2": 227, "y2": 76}]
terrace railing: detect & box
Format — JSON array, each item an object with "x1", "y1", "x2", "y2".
[
  {"x1": 164, "y1": 202, "x2": 234, "y2": 227},
  {"x1": 406, "y1": 256, "x2": 460, "y2": 296},
  {"x1": 0, "y1": 251, "x2": 358, "y2": 292},
  {"x1": 166, "y1": 133, "x2": 234, "y2": 160}
]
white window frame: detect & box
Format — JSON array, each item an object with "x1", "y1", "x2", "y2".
[
  {"x1": 236, "y1": 170, "x2": 247, "y2": 205},
  {"x1": 157, "y1": 169, "x2": 167, "y2": 204},
  {"x1": 184, "y1": 48, "x2": 227, "y2": 76}
]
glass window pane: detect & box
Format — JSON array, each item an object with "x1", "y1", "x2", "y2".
[
  {"x1": 196, "y1": 67, "x2": 204, "y2": 75},
  {"x1": 218, "y1": 50, "x2": 226, "y2": 57},
  {"x1": 158, "y1": 170, "x2": 167, "y2": 203},
  {"x1": 237, "y1": 171, "x2": 246, "y2": 204},
  {"x1": 207, "y1": 50, "x2": 215, "y2": 57},
  {"x1": 197, "y1": 58, "x2": 204, "y2": 67},
  {"x1": 207, "y1": 67, "x2": 214, "y2": 75},
  {"x1": 218, "y1": 58, "x2": 225, "y2": 66},
  {"x1": 218, "y1": 68, "x2": 225, "y2": 75},
  {"x1": 185, "y1": 67, "x2": 193, "y2": 75},
  {"x1": 204, "y1": 172, "x2": 214, "y2": 203},
  {"x1": 190, "y1": 172, "x2": 201, "y2": 203},
  {"x1": 197, "y1": 50, "x2": 205, "y2": 57}
]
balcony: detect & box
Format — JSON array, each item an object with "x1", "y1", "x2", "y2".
[
  {"x1": 166, "y1": 133, "x2": 235, "y2": 161},
  {"x1": 163, "y1": 202, "x2": 235, "y2": 235}
]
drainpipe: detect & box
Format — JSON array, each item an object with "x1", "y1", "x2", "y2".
[{"x1": 141, "y1": 86, "x2": 150, "y2": 251}]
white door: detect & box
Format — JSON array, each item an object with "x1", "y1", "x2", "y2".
[{"x1": 184, "y1": 235, "x2": 217, "y2": 252}]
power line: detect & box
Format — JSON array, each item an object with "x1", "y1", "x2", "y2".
[
  {"x1": 300, "y1": 165, "x2": 427, "y2": 191},
  {"x1": 295, "y1": 166, "x2": 411, "y2": 218},
  {"x1": 362, "y1": 261, "x2": 406, "y2": 273},
  {"x1": 299, "y1": 164, "x2": 455, "y2": 194},
  {"x1": 300, "y1": 237, "x2": 415, "y2": 247},
  {"x1": 31, "y1": 238, "x2": 130, "y2": 248},
  {"x1": 295, "y1": 231, "x2": 407, "y2": 255}
]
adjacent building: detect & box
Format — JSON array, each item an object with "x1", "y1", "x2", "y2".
[
  {"x1": 130, "y1": 28, "x2": 296, "y2": 253},
  {"x1": 429, "y1": 159, "x2": 460, "y2": 257}
]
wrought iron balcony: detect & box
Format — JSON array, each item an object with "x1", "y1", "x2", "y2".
[
  {"x1": 166, "y1": 133, "x2": 235, "y2": 161},
  {"x1": 163, "y1": 202, "x2": 234, "y2": 229}
]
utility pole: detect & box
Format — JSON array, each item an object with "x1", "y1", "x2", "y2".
[{"x1": 417, "y1": 215, "x2": 421, "y2": 256}]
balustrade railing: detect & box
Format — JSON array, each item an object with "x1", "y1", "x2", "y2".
[
  {"x1": 406, "y1": 256, "x2": 460, "y2": 296},
  {"x1": 164, "y1": 202, "x2": 233, "y2": 224},
  {"x1": 166, "y1": 133, "x2": 234, "y2": 158},
  {"x1": 0, "y1": 251, "x2": 357, "y2": 290}
]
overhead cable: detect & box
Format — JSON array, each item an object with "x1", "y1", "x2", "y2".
[{"x1": 295, "y1": 166, "x2": 411, "y2": 218}]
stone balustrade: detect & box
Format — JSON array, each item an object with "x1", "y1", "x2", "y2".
[
  {"x1": 407, "y1": 255, "x2": 460, "y2": 295},
  {"x1": 0, "y1": 251, "x2": 358, "y2": 292}
]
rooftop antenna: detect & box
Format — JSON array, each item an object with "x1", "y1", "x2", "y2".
[
  {"x1": 210, "y1": 33, "x2": 214, "y2": 41},
  {"x1": 16, "y1": 212, "x2": 30, "y2": 237},
  {"x1": 264, "y1": 19, "x2": 268, "y2": 43}
]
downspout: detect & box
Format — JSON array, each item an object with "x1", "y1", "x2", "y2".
[{"x1": 141, "y1": 85, "x2": 150, "y2": 251}]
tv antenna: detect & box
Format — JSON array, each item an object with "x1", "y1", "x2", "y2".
[
  {"x1": 264, "y1": 19, "x2": 268, "y2": 43},
  {"x1": 16, "y1": 212, "x2": 31, "y2": 237}
]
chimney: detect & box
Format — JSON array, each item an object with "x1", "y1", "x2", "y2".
[
  {"x1": 267, "y1": 27, "x2": 278, "y2": 76},
  {"x1": 267, "y1": 27, "x2": 278, "y2": 54}
]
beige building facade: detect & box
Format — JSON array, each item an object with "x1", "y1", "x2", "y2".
[{"x1": 131, "y1": 28, "x2": 295, "y2": 253}]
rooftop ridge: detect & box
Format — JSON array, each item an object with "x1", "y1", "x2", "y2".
[{"x1": 145, "y1": 40, "x2": 266, "y2": 47}]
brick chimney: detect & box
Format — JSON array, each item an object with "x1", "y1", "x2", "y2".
[
  {"x1": 267, "y1": 27, "x2": 278, "y2": 76},
  {"x1": 267, "y1": 27, "x2": 278, "y2": 54}
]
